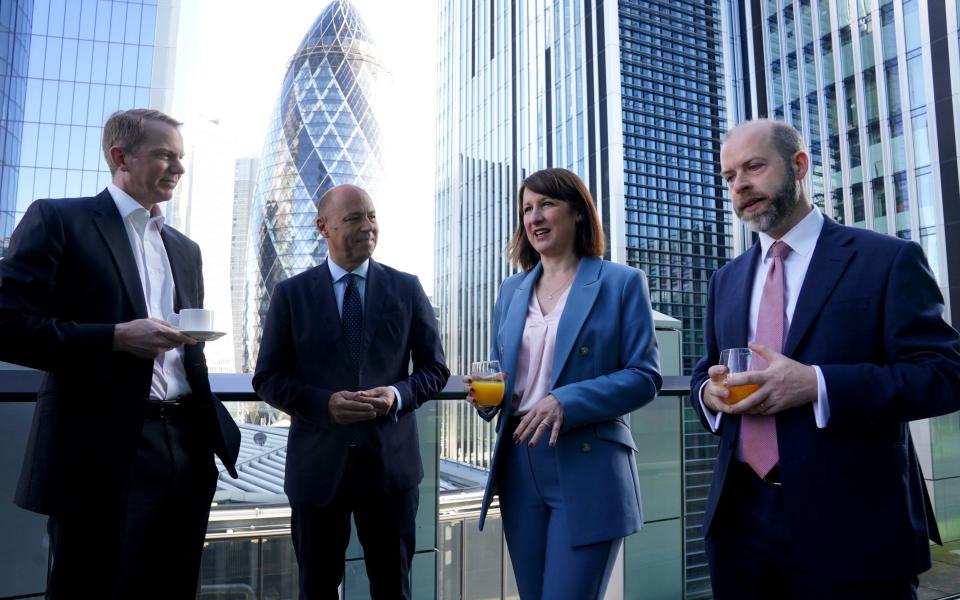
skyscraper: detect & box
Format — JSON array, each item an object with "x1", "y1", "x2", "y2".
[
  {"x1": 435, "y1": 1, "x2": 729, "y2": 596},
  {"x1": 242, "y1": 0, "x2": 387, "y2": 368},
  {"x1": 232, "y1": 157, "x2": 259, "y2": 373},
  {"x1": 725, "y1": 0, "x2": 960, "y2": 543},
  {"x1": 0, "y1": 0, "x2": 180, "y2": 254},
  {"x1": 0, "y1": 0, "x2": 33, "y2": 257}
]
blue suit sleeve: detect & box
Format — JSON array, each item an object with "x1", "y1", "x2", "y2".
[
  {"x1": 552, "y1": 269, "x2": 662, "y2": 428},
  {"x1": 391, "y1": 277, "x2": 450, "y2": 418},
  {"x1": 820, "y1": 242, "x2": 960, "y2": 425}
]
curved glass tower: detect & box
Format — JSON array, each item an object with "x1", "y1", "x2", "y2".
[{"x1": 242, "y1": 0, "x2": 386, "y2": 369}]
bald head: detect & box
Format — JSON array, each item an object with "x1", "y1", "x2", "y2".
[
  {"x1": 316, "y1": 184, "x2": 378, "y2": 270},
  {"x1": 720, "y1": 119, "x2": 811, "y2": 239}
]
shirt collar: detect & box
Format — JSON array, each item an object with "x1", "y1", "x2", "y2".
[
  {"x1": 107, "y1": 183, "x2": 165, "y2": 225},
  {"x1": 757, "y1": 205, "x2": 823, "y2": 260},
  {"x1": 327, "y1": 257, "x2": 370, "y2": 283}
]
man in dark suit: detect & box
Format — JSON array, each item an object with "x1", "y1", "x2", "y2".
[
  {"x1": 691, "y1": 119, "x2": 960, "y2": 598},
  {"x1": 253, "y1": 184, "x2": 449, "y2": 600},
  {"x1": 0, "y1": 109, "x2": 240, "y2": 599}
]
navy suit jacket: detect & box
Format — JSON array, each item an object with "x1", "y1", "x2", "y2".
[
  {"x1": 0, "y1": 190, "x2": 240, "y2": 516},
  {"x1": 252, "y1": 259, "x2": 449, "y2": 505},
  {"x1": 690, "y1": 217, "x2": 960, "y2": 581},
  {"x1": 478, "y1": 257, "x2": 662, "y2": 546}
]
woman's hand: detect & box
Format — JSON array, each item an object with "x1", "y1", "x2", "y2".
[
  {"x1": 514, "y1": 394, "x2": 564, "y2": 448},
  {"x1": 463, "y1": 373, "x2": 507, "y2": 411}
]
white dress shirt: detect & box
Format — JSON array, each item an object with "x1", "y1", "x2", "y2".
[
  {"x1": 701, "y1": 206, "x2": 830, "y2": 431},
  {"x1": 327, "y1": 258, "x2": 402, "y2": 417},
  {"x1": 109, "y1": 183, "x2": 191, "y2": 402}
]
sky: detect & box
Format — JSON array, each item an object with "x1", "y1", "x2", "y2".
[{"x1": 172, "y1": 0, "x2": 440, "y2": 295}]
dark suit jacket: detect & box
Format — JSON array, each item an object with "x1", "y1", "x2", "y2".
[
  {"x1": 252, "y1": 259, "x2": 449, "y2": 505},
  {"x1": 0, "y1": 190, "x2": 240, "y2": 516},
  {"x1": 690, "y1": 217, "x2": 960, "y2": 581}
]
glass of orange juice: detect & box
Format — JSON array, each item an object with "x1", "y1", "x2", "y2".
[
  {"x1": 719, "y1": 348, "x2": 759, "y2": 404},
  {"x1": 470, "y1": 360, "x2": 505, "y2": 408}
]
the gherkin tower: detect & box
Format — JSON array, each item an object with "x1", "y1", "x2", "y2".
[{"x1": 243, "y1": 0, "x2": 386, "y2": 369}]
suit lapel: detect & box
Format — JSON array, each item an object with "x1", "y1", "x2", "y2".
[
  {"x1": 361, "y1": 259, "x2": 387, "y2": 358},
  {"x1": 722, "y1": 245, "x2": 759, "y2": 349},
  {"x1": 498, "y1": 265, "x2": 539, "y2": 413},
  {"x1": 783, "y1": 218, "x2": 854, "y2": 356},
  {"x1": 313, "y1": 262, "x2": 350, "y2": 364},
  {"x1": 91, "y1": 190, "x2": 148, "y2": 318},
  {"x1": 551, "y1": 257, "x2": 601, "y2": 386}
]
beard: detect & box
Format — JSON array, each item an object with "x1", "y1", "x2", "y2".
[{"x1": 735, "y1": 169, "x2": 800, "y2": 234}]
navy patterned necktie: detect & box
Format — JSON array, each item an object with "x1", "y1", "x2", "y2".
[{"x1": 342, "y1": 273, "x2": 363, "y2": 365}]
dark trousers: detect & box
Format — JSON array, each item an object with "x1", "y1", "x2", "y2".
[
  {"x1": 46, "y1": 414, "x2": 218, "y2": 600},
  {"x1": 707, "y1": 460, "x2": 919, "y2": 600},
  {"x1": 290, "y1": 448, "x2": 419, "y2": 600}
]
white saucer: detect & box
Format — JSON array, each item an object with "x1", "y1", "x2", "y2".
[{"x1": 181, "y1": 330, "x2": 226, "y2": 342}]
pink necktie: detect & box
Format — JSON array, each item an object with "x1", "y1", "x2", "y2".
[{"x1": 742, "y1": 240, "x2": 791, "y2": 478}]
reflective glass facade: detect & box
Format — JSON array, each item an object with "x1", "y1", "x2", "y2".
[
  {"x1": 0, "y1": 0, "x2": 178, "y2": 257},
  {"x1": 232, "y1": 157, "x2": 258, "y2": 374},
  {"x1": 0, "y1": 0, "x2": 33, "y2": 256},
  {"x1": 242, "y1": 0, "x2": 386, "y2": 369}
]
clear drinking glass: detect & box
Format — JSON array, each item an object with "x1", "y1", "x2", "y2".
[
  {"x1": 469, "y1": 360, "x2": 505, "y2": 407},
  {"x1": 719, "y1": 348, "x2": 759, "y2": 404}
]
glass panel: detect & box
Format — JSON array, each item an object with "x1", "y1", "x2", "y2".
[
  {"x1": 912, "y1": 111, "x2": 930, "y2": 167},
  {"x1": 840, "y1": 27, "x2": 854, "y2": 79},
  {"x1": 872, "y1": 177, "x2": 888, "y2": 233},
  {"x1": 920, "y1": 228, "x2": 940, "y2": 284},
  {"x1": 859, "y1": 14, "x2": 875, "y2": 70},
  {"x1": 889, "y1": 112, "x2": 906, "y2": 171},
  {"x1": 464, "y1": 517, "x2": 502, "y2": 600},
  {"x1": 917, "y1": 169, "x2": 934, "y2": 227},
  {"x1": 843, "y1": 76, "x2": 858, "y2": 126},
  {"x1": 851, "y1": 182, "x2": 865, "y2": 227},
  {"x1": 832, "y1": 187, "x2": 846, "y2": 223},
  {"x1": 847, "y1": 129, "x2": 862, "y2": 184},
  {"x1": 821, "y1": 34, "x2": 835, "y2": 86},
  {"x1": 837, "y1": 0, "x2": 851, "y2": 27},
  {"x1": 885, "y1": 59, "x2": 901, "y2": 116},
  {"x1": 78, "y1": 0, "x2": 97, "y2": 40},
  {"x1": 893, "y1": 170, "x2": 910, "y2": 238},
  {"x1": 906, "y1": 53, "x2": 926, "y2": 108},
  {"x1": 197, "y1": 538, "x2": 261, "y2": 598},
  {"x1": 440, "y1": 522, "x2": 463, "y2": 600},
  {"x1": 863, "y1": 67, "x2": 878, "y2": 123},
  {"x1": 261, "y1": 537, "x2": 298, "y2": 600},
  {"x1": 903, "y1": 0, "x2": 921, "y2": 52},
  {"x1": 881, "y1": 3, "x2": 897, "y2": 60},
  {"x1": 787, "y1": 52, "x2": 799, "y2": 102},
  {"x1": 819, "y1": 0, "x2": 832, "y2": 36}
]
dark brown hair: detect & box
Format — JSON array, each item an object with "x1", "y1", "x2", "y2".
[
  {"x1": 506, "y1": 168, "x2": 605, "y2": 270},
  {"x1": 102, "y1": 109, "x2": 182, "y2": 174}
]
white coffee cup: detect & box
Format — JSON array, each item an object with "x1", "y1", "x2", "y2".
[{"x1": 168, "y1": 309, "x2": 214, "y2": 331}]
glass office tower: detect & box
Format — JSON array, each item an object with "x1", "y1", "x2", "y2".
[
  {"x1": 0, "y1": 0, "x2": 179, "y2": 256},
  {"x1": 242, "y1": 0, "x2": 387, "y2": 369},
  {"x1": 725, "y1": 0, "x2": 960, "y2": 546},
  {"x1": 435, "y1": 1, "x2": 729, "y2": 596}
]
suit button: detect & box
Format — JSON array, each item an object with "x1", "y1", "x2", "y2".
[
  {"x1": 580, "y1": 346, "x2": 590, "y2": 356},
  {"x1": 581, "y1": 443, "x2": 592, "y2": 453}
]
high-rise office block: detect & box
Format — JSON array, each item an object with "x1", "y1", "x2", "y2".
[
  {"x1": 0, "y1": 0, "x2": 33, "y2": 257},
  {"x1": 242, "y1": 0, "x2": 386, "y2": 367},
  {"x1": 0, "y1": 0, "x2": 180, "y2": 255},
  {"x1": 232, "y1": 157, "x2": 259, "y2": 373},
  {"x1": 435, "y1": 1, "x2": 729, "y2": 596},
  {"x1": 725, "y1": 0, "x2": 960, "y2": 545}
]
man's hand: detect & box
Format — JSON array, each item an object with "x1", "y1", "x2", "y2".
[
  {"x1": 723, "y1": 343, "x2": 819, "y2": 416},
  {"x1": 702, "y1": 364, "x2": 738, "y2": 414},
  {"x1": 329, "y1": 391, "x2": 377, "y2": 424},
  {"x1": 357, "y1": 386, "x2": 396, "y2": 417},
  {"x1": 113, "y1": 318, "x2": 196, "y2": 359}
]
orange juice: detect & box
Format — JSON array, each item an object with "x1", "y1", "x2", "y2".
[
  {"x1": 725, "y1": 384, "x2": 760, "y2": 404},
  {"x1": 472, "y1": 380, "x2": 505, "y2": 407}
]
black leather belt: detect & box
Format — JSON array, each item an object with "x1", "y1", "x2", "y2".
[
  {"x1": 733, "y1": 459, "x2": 783, "y2": 486},
  {"x1": 144, "y1": 396, "x2": 203, "y2": 420}
]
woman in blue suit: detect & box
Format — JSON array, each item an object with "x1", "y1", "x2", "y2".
[{"x1": 466, "y1": 168, "x2": 662, "y2": 599}]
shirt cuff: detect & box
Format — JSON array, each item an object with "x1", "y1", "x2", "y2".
[
  {"x1": 812, "y1": 365, "x2": 829, "y2": 428},
  {"x1": 698, "y1": 380, "x2": 722, "y2": 432},
  {"x1": 389, "y1": 385, "x2": 402, "y2": 421}
]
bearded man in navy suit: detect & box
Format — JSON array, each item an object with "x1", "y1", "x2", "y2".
[
  {"x1": 253, "y1": 184, "x2": 449, "y2": 600},
  {"x1": 691, "y1": 119, "x2": 960, "y2": 599},
  {"x1": 0, "y1": 109, "x2": 240, "y2": 599}
]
